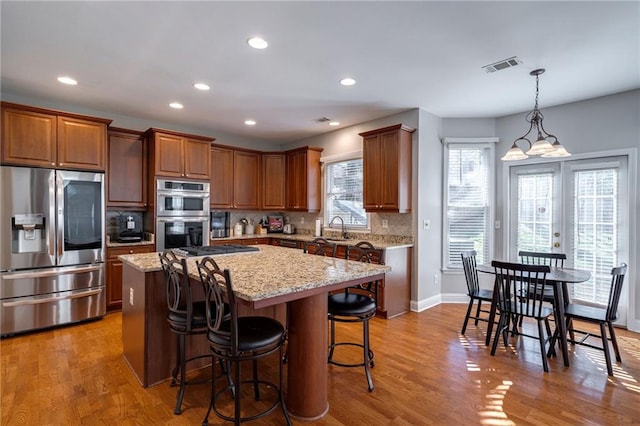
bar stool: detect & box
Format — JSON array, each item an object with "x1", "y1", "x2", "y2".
[{"x1": 327, "y1": 241, "x2": 382, "y2": 392}]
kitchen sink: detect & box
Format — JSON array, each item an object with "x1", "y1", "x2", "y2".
[{"x1": 324, "y1": 237, "x2": 350, "y2": 242}]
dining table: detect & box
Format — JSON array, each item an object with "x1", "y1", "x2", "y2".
[
  {"x1": 475, "y1": 263, "x2": 591, "y2": 367},
  {"x1": 119, "y1": 244, "x2": 390, "y2": 421}
]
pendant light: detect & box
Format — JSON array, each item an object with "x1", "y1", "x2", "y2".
[{"x1": 501, "y1": 69, "x2": 571, "y2": 161}]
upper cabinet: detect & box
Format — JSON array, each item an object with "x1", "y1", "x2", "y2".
[
  {"x1": 210, "y1": 145, "x2": 261, "y2": 210},
  {"x1": 107, "y1": 128, "x2": 147, "y2": 208},
  {"x1": 1, "y1": 102, "x2": 111, "y2": 171},
  {"x1": 285, "y1": 146, "x2": 323, "y2": 212},
  {"x1": 146, "y1": 128, "x2": 213, "y2": 180},
  {"x1": 261, "y1": 153, "x2": 286, "y2": 210},
  {"x1": 360, "y1": 124, "x2": 414, "y2": 213}
]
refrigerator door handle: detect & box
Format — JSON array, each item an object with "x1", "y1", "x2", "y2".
[
  {"x1": 2, "y1": 288, "x2": 103, "y2": 307},
  {"x1": 56, "y1": 173, "x2": 64, "y2": 260},
  {"x1": 48, "y1": 170, "x2": 57, "y2": 260},
  {"x1": 1, "y1": 264, "x2": 103, "y2": 280}
]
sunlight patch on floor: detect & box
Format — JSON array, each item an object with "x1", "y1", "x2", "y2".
[{"x1": 478, "y1": 380, "x2": 516, "y2": 426}]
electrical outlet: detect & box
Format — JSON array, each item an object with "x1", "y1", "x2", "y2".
[
  {"x1": 300, "y1": 217, "x2": 305, "y2": 224},
  {"x1": 423, "y1": 220, "x2": 430, "y2": 230},
  {"x1": 382, "y1": 219, "x2": 388, "y2": 228},
  {"x1": 495, "y1": 220, "x2": 501, "y2": 229},
  {"x1": 433, "y1": 273, "x2": 439, "y2": 286},
  {"x1": 129, "y1": 288, "x2": 134, "y2": 306}
]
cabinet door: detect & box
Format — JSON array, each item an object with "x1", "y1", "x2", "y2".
[
  {"x1": 233, "y1": 150, "x2": 261, "y2": 209},
  {"x1": 106, "y1": 258, "x2": 124, "y2": 311},
  {"x1": 285, "y1": 150, "x2": 306, "y2": 210},
  {"x1": 1, "y1": 106, "x2": 57, "y2": 167},
  {"x1": 154, "y1": 133, "x2": 184, "y2": 177},
  {"x1": 378, "y1": 130, "x2": 400, "y2": 209},
  {"x1": 184, "y1": 138, "x2": 211, "y2": 180},
  {"x1": 261, "y1": 154, "x2": 286, "y2": 210},
  {"x1": 57, "y1": 116, "x2": 107, "y2": 170},
  {"x1": 362, "y1": 134, "x2": 382, "y2": 210},
  {"x1": 107, "y1": 130, "x2": 147, "y2": 207},
  {"x1": 210, "y1": 146, "x2": 234, "y2": 208}
]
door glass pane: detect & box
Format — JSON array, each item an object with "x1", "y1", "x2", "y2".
[
  {"x1": 570, "y1": 168, "x2": 618, "y2": 304},
  {"x1": 63, "y1": 181, "x2": 102, "y2": 250},
  {"x1": 516, "y1": 173, "x2": 553, "y2": 253}
]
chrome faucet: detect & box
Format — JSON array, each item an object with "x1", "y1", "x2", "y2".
[{"x1": 328, "y1": 216, "x2": 347, "y2": 239}]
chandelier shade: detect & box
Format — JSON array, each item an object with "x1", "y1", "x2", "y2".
[{"x1": 501, "y1": 68, "x2": 570, "y2": 161}]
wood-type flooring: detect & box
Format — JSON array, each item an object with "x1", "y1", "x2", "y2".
[{"x1": 2, "y1": 304, "x2": 639, "y2": 425}]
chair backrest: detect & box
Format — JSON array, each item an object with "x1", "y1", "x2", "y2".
[
  {"x1": 346, "y1": 242, "x2": 384, "y2": 299},
  {"x1": 159, "y1": 250, "x2": 195, "y2": 331},
  {"x1": 196, "y1": 257, "x2": 238, "y2": 354},
  {"x1": 460, "y1": 250, "x2": 480, "y2": 296},
  {"x1": 606, "y1": 263, "x2": 627, "y2": 321},
  {"x1": 491, "y1": 260, "x2": 551, "y2": 318},
  {"x1": 303, "y1": 237, "x2": 337, "y2": 257},
  {"x1": 519, "y1": 251, "x2": 566, "y2": 268}
]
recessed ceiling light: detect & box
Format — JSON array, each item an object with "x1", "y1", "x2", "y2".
[
  {"x1": 244, "y1": 119, "x2": 256, "y2": 126},
  {"x1": 340, "y1": 77, "x2": 356, "y2": 86},
  {"x1": 169, "y1": 102, "x2": 184, "y2": 109},
  {"x1": 247, "y1": 37, "x2": 268, "y2": 49},
  {"x1": 193, "y1": 82, "x2": 210, "y2": 91},
  {"x1": 329, "y1": 121, "x2": 340, "y2": 126},
  {"x1": 57, "y1": 76, "x2": 77, "y2": 85}
]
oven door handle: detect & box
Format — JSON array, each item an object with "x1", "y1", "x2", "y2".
[
  {"x1": 2, "y1": 264, "x2": 103, "y2": 280},
  {"x1": 2, "y1": 288, "x2": 103, "y2": 307},
  {"x1": 157, "y1": 191, "x2": 210, "y2": 199},
  {"x1": 156, "y1": 217, "x2": 209, "y2": 223}
]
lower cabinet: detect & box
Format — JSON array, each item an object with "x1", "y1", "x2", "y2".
[{"x1": 106, "y1": 245, "x2": 155, "y2": 311}]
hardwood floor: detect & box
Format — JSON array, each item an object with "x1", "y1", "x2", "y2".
[{"x1": 2, "y1": 304, "x2": 639, "y2": 425}]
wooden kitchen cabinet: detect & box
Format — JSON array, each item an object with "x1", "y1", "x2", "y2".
[
  {"x1": 106, "y1": 244, "x2": 155, "y2": 311},
  {"x1": 147, "y1": 128, "x2": 213, "y2": 180},
  {"x1": 261, "y1": 153, "x2": 286, "y2": 210},
  {"x1": 210, "y1": 145, "x2": 261, "y2": 210},
  {"x1": 1, "y1": 102, "x2": 111, "y2": 170},
  {"x1": 285, "y1": 146, "x2": 323, "y2": 212},
  {"x1": 107, "y1": 128, "x2": 147, "y2": 208},
  {"x1": 360, "y1": 124, "x2": 414, "y2": 213}
]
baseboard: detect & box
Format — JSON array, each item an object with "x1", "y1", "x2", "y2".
[
  {"x1": 410, "y1": 293, "x2": 469, "y2": 312},
  {"x1": 629, "y1": 319, "x2": 640, "y2": 333}
]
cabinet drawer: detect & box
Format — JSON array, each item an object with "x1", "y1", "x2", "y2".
[{"x1": 107, "y1": 245, "x2": 154, "y2": 259}]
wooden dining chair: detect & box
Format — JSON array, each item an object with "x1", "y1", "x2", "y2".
[
  {"x1": 460, "y1": 250, "x2": 495, "y2": 345},
  {"x1": 561, "y1": 263, "x2": 627, "y2": 376},
  {"x1": 490, "y1": 261, "x2": 555, "y2": 372}
]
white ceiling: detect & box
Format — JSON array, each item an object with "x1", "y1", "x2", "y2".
[{"x1": 2, "y1": 1, "x2": 639, "y2": 143}]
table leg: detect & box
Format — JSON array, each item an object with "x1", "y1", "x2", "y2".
[
  {"x1": 286, "y1": 293, "x2": 329, "y2": 420},
  {"x1": 485, "y1": 279, "x2": 498, "y2": 346},
  {"x1": 554, "y1": 282, "x2": 570, "y2": 367}
]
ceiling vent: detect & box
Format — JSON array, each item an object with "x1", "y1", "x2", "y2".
[
  {"x1": 314, "y1": 117, "x2": 331, "y2": 123},
  {"x1": 482, "y1": 56, "x2": 522, "y2": 73}
]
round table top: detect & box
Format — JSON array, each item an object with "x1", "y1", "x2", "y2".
[{"x1": 476, "y1": 263, "x2": 591, "y2": 283}]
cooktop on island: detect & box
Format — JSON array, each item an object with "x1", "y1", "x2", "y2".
[{"x1": 173, "y1": 245, "x2": 260, "y2": 257}]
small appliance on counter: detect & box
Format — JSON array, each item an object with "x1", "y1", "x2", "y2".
[
  {"x1": 116, "y1": 214, "x2": 143, "y2": 243},
  {"x1": 211, "y1": 211, "x2": 230, "y2": 238},
  {"x1": 283, "y1": 224, "x2": 296, "y2": 234}
]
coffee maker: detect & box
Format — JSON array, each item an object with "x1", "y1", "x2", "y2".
[{"x1": 116, "y1": 214, "x2": 143, "y2": 243}]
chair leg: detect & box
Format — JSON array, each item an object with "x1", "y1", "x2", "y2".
[
  {"x1": 278, "y1": 345, "x2": 293, "y2": 425},
  {"x1": 363, "y1": 320, "x2": 374, "y2": 392},
  {"x1": 252, "y1": 359, "x2": 260, "y2": 401},
  {"x1": 202, "y1": 361, "x2": 216, "y2": 426},
  {"x1": 537, "y1": 320, "x2": 549, "y2": 373},
  {"x1": 474, "y1": 300, "x2": 482, "y2": 325},
  {"x1": 607, "y1": 321, "x2": 622, "y2": 362},
  {"x1": 328, "y1": 319, "x2": 336, "y2": 361},
  {"x1": 234, "y1": 360, "x2": 241, "y2": 425},
  {"x1": 174, "y1": 334, "x2": 187, "y2": 415},
  {"x1": 600, "y1": 322, "x2": 614, "y2": 376},
  {"x1": 461, "y1": 299, "x2": 474, "y2": 334},
  {"x1": 490, "y1": 315, "x2": 506, "y2": 355}
]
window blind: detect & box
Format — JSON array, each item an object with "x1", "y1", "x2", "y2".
[{"x1": 325, "y1": 159, "x2": 367, "y2": 227}]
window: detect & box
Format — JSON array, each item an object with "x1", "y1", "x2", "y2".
[
  {"x1": 325, "y1": 158, "x2": 368, "y2": 229},
  {"x1": 442, "y1": 139, "x2": 496, "y2": 269}
]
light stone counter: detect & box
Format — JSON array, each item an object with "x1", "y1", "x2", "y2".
[
  {"x1": 118, "y1": 245, "x2": 391, "y2": 304},
  {"x1": 211, "y1": 233, "x2": 413, "y2": 249}
]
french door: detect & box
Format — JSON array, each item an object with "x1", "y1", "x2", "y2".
[{"x1": 508, "y1": 156, "x2": 629, "y2": 323}]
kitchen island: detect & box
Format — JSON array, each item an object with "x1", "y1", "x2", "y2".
[{"x1": 119, "y1": 244, "x2": 390, "y2": 420}]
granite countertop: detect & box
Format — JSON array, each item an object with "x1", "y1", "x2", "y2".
[
  {"x1": 119, "y1": 245, "x2": 391, "y2": 302},
  {"x1": 211, "y1": 233, "x2": 413, "y2": 249}
]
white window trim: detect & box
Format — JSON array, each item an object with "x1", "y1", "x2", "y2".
[
  {"x1": 441, "y1": 137, "x2": 497, "y2": 273},
  {"x1": 322, "y1": 154, "x2": 370, "y2": 231}
]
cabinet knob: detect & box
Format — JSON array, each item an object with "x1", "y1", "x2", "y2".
[
  {"x1": 129, "y1": 249, "x2": 134, "y2": 254},
  {"x1": 51, "y1": 162, "x2": 55, "y2": 166}
]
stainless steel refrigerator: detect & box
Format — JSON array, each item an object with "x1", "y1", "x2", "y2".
[{"x1": 0, "y1": 166, "x2": 106, "y2": 336}]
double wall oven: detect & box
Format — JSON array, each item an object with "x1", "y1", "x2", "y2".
[
  {"x1": 156, "y1": 179, "x2": 210, "y2": 251},
  {"x1": 0, "y1": 166, "x2": 106, "y2": 336}
]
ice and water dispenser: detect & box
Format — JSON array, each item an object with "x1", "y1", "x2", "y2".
[{"x1": 11, "y1": 213, "x2": 46, "y2": 254}]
